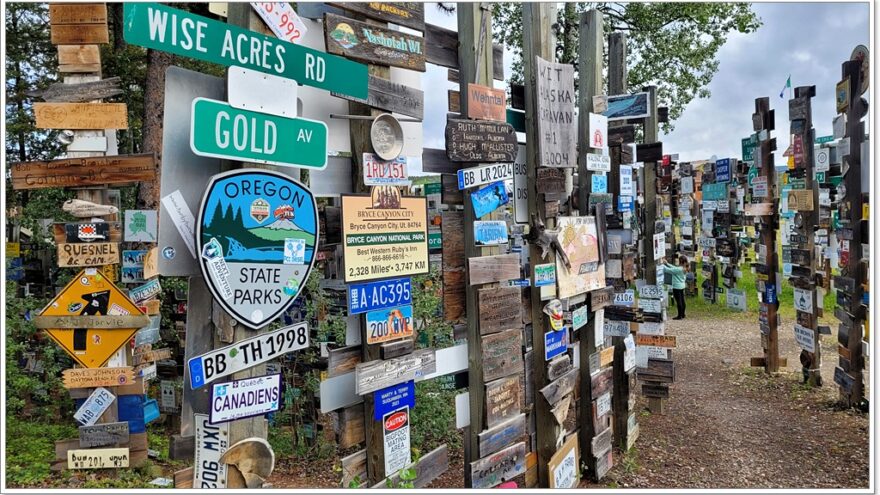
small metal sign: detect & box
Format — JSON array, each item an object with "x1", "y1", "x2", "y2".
[
  {"x1": 457, "y1": 162, "x2": 514, "y2": 190},
  {"x1": 228, "y1": 66, "x2": 298, "y2": 118},
  {"x1": 194, "y1": 413, "x2": 229, "y2": 488},
  {"x1": 544, "y1": 328, "x2": 568, "y2": 361},
  {"x1": 474, "y1": 220, "x2": 509, "y2": 246},
  {"x1": 74, "y1": 387, "x2": 116, "y2": 426},
  {"x1": 347, "y1": 277, "x2": 412, "y2": 315},
  {"x1": 365, "y1": 305, "x2": 413, "y2": 345},
  {"x1": 363, "y1": 153, "x2": 409, "y2": 186},
  {"x1": 371, "y1": 113, "x2": 404, "y2": 161},
  {"x1": 374, "y1": 381, "x2": 415, "y2": 421},
  {"x1": 209, "y1": 373, "x2": 282, "y2": 424}
]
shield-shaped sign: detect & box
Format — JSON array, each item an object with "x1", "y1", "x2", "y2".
[{"x1": 197, "y1": 169, "x2": 319, "y2": 329}]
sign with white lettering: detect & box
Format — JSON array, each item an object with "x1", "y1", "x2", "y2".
[
  {"x1": 194, "y1": 413, "x2": 229, "y2": 488},
  {"x1": 347, "y1": 277, "x2": 412, "y2": 315},
  {"x1": 457, "y1": 162, "x2": 513, "y2": 190},
  {"x1": 209, "y1": 373, "x2": 281, "y2": 424}
]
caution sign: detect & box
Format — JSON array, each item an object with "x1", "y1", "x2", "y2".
[{"x1": 38, "y1": 268, "x2": 145, "y2": 368}]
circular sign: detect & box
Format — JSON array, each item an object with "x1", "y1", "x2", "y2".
[
  {"x1": 851, "y1": 44, "x2": 869, "y2": 95},
  {"x1": 370, "y1": 113, "x2": 404, "y2": 161},
  {"x1": 197, "y1": 169, "x2": 319, "y2": 330},
  {"x1": 815, "y1": 147, "x2": 830, "y2": 171}
]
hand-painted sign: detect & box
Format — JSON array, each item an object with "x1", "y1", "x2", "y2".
[
  {"x1": 445, "y1": 118, "x2": 517, "y2": 162},
  {"x1": 603, "y1": 92, "x2": 650, "y2": 121},
  {"x1": 189, "y1": 322, "x2": 309, "y2": 388},
  {"x1": 555, "y1": 216, "x2": 604, "y2": 298},
  {"x1": 347, "y1": 277, "x2": 412, "y2": 315},
  {"x1": 209, "y1": 373, "x2": 282, "y2": 424},
  {"x1": 474, "y1": 220, "x2": 508, "y2": 246},
  {"x1": 341, "y1": 193, "x2": 428, "y2": 283},
  {"x1": 10, "y1": 154, "x2": 157, "y2": 190},
  {"x1": 194, "y1": 413, "x2": 229, "y2": 488},
  {"x1": 374, "y1": 381, "x2": 415, "y2": 421},
  {"x1": 38, "y1": 269, "x2": 144, "y2": 368},
  {"x1": 324, "y1": 13, "x2": 425, "y2": 72},
  {"x1": 122, "y1": 3, "x2": 368, "y2": 99},
  {"x1": 366, "y1": 305, "x2": 413, "y2": 344},
  {"x1": 198, "y1": 169, "x2": 318, "y2": 328},
  {"x1": 190, "y1": 98, "x2": 327, "y2": 170},
  {"x1": 586, "y1": 153, "x2": 610, "y2": 172},
  {"x1": 74, "y1": 387, "x2": 115, "y2": 426},
  {"x1": 363, "y1": 153, "x2": 409, "y2": 186},
  {"x1": 56, "y1": 242, "x2": 120, "y2": 268},
  {"x1": 470, "y1": 181, "x2": 509, "y2": 219},
  {"x1": 467, "y1": 83, "x2": 506, "y2": 122},
  {"x1": 383, "y1": 406, "x2": 411, "y2": 477},
  {"x1": 457, "y1": 162, "x2": 513, "y2": 190},
  {"x1": 544, "y1": 328, "x2": 568, "y2": 361},
  {"x1": 62, "y1": 367, "x2": 134, "y2": 389},
  {"x1": 548, "y1": 433, "x2": 579, "y2": 488},
  {"x1": 535, "y1": 56, "x2": 576, "y2": 167},
  {"x1": 79, "y1": 422, "x2": 130, "y2": 448},
  {"x1": 68, "y1": 448, "x2": 130, "y2": 469}
]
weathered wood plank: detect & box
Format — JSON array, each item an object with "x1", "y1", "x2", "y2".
[
  {"x1": 590, "y1": 367, "x2": 613, "y2": 397},
  {"x1": 51, "y1": 23, "x2": 109, "y2": 45},
  {"x1": 27, "y1": 77, "x2": 122, "y2": 103},
  {"x1": 470, "y1": 441, "x2": 527, "y2": 489},
  {"x1": 338, "y1": 406, "x2": 365, "y2": 449},
  {"x1": 11, "y1": 153, "x2": 157, "y2": 190},
  {"x1": 591, "y1": 426, "x2": 613, "y2": 456},
  {"x1": 341, "y1": 449, "x2": 367, "y2": 486},
  {"x1": 641, "y1": 383, "x2": 669, "y2": 398},
  {"x1": 477, "y1": 413, "x2": 526, "y2": 458},
  {"x1": 546, "y1": 354, "x2": 572, "y2": 381},
  {"x1": 34, "y1": 102, "x2": 127, "y2": 129},
  {"x1": 371, "y1": 444, "x2": 449, "y2": 488},
  {"x1": 58, "y1": 44, "x2": 100, "y2": 67},
  {"x1": 50, "y1": 3, "x2": 107, "y2": 24},
  {"x1": 539, "y1": 368, "x2": 578, "y2": 405},
  {"x1": 441, "y1": 211, "x2": 465, "y2": 320},
  {"x1": 636, "y1": 358, "x2": 675, "y2": 383},
  {"x1": 422, "y1": 148, "x2": 461, "y2": 175},
  {"x1": 324, "y1": 13, "x2": 425, "y2": 71},
  {"x1": 328, "y1": 345, "x2": 361, "y2": 377},
  {"x1": 380, "y1": 339, "x2": 414, "y2": 360},
  {"x1": 355, "y1": 349, "x2": 435, "y2": 395},
  {"x1": 328, "y1": 2, "x2": 424, "y2": 31},
  {"x1": 332, "y1": 75, "x2": 424, "y2": 120},
  {"x1": 445, "y1": 118, "x2": 517, "y2": 162},
  {"x1": 468, "y1": 254, "x2": 520, "y2": 286},
  {"x1": 481, "y1": 328, "x2": 524, "y2": 382},
  {"x1": 63, "y1": 367, "x2": 134, "y2": 389},
  {"x1": 79, "y1": 422, "x2": 129, "y2": 448},
  {"x1": 424, "y1": 23, "x2": 504, "y2": 80},
  {"x1": 485, "y1": 375, "x2": 522, "y2": 428},
  {"x1": 477, "y1": 287, "x2": 522, "y2": 335},
  {"x1": 56, "y1": 242, "x2": 120, "y2": 268}
]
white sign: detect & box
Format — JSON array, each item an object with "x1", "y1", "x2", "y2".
[
  {"x1": 194, "y1": 413, "x2": 228, "y2": 489},
  {"x1": 681, "y1": 176, "x2": 694, "y2": 194},
  {"x1": 551, "y1": 440, "x2": 578, "y2": 489},
  {"x1": 594, "y1": 309, "x2": 604, "y2": 347},
  {"x1": 250, "y1": 2, "x2": 308, "y2": 44},
  {"x1": 605, "y1": 259, "x2": 622, "y2": 278},
  {"x1": 588, "y1": 113, "x2": 608, "y2": 149},
  {"x1": 604, "y1": 319, "x2": 630, "y2": 337},
  {"x1": 793, "y1": 324, "x2": 816, "y2": 352},
  {"x1": 652, "y1": 233, "x2": 665, "y2": 260},
  {"x1": 189, "y1": 322, "x2": 309, "y2": 389},
  {"x1": 727, "y1": 288, "x2": 747, "y2": 311},
  {"x1": 596, "y1": 391, "x2": 611, "y2": 417},
  {"x1": 638, "y1": 297, "x2": 662, "y2": 314},
  {"x1": 793, "y1": 287, "x2": 814, "y2": 313},
  {"x1": 513, "y1": 144, "x2": 528, "y2": 224},
  {"x1": 383, "y1": 406, "x2": 411, "y2": 477},
  {"x1": 753, "y1": 176, "x2": 768, "y2": 198},
  {"x1": 161, "y1": 381, "x2": 177, "y2": 411},
  {"x1": 161, "y1": 190, "x2": 198, "y2": 258},
  {"x1": 613, "y1": 290, "x2": 635, "y2": 307},
  {"x1": 363, "y1": 153, "x2": 409, "y2": 186},
  {"x1": 623, "y1": 334, "x2": 636, "y2": 372},
  {"x1": 619, "y1": 164, "x2": 634, "y2": 196},
  {"x1": 228, "y1": 66, "x2": 298, "y2": 118},
  {"x1": 638, "y1": 285, "x2": 664, "y2": 299},
  {"x1": 457, "y1": 162, "x2": 513, "y2": 190},
  {"x1": 839, "y1": 137, "x2": 851, "y2": 157},
  {"x1": 639, "y1": 321, "x2": 665, "y2": 336},
  {"x1": 702, "y1": 210, "x2": 714, "y2": 232},
  {"x1": 833, "y1": 114, "x2": 846, "y2": 139},
  {"x1": 74, "y1": 387, "x2": 115, "y2": 426},
  {"x1": 586, "y1": 153, "x2": 611, "y2": 172},
  {"x1": 815, "y1": 147, "x2": 830, "y2": 172},
  {"x1": 210, "y1": 374, "x2": 282, "y2": 424},
  {"x1": 607, "y1": 235, "x2": 622, "y2": 255}
]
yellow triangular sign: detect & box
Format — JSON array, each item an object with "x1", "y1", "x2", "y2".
[{"x1": 38, "y1": 268, "x2": 145, "y2": 368}]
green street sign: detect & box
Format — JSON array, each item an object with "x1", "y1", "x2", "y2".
[
  {"x1": 428, "y1": 231, "x2": 442, "y2": 250},
  {"x1": 123, "y1": 3, "x2": 368, "y2": 99},
  {"x1": 191, "y1": 98, "x2": 327, "y2": 169},
  {"x1": 424, "y1": 182, "x2": 442, "y2": 195},
  {"x1": 747, "y1": 165, "x2": 758, "y2": 186},
  {"x1": 815, "y1": 171, "x2": 826, "y2": 183},
  {"x1": 741, "y1": 134, "x2": 758, "y2": 162},
  {"x1": 815, "y1": 135, "x2": 834, "y2": 144}
]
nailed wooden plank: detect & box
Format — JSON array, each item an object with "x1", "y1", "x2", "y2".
[
  {"x1": 55, "y1": 438, "x2": 82, "y2": 460},
  {"x1": 131, "y1": 348, "x2": 174, "y2": 366},
  {"x1": 441, "y1": 211, "x2": 465, "y2": 321},
  {"x1": 547, "y1": 354, "x2": 572, "y2": 381},
  {"x1": 34, "y1": 102, "x2": 127, "y2": 129},
  {"x1": 467, "y1": 83, "x2": 506, "y2": 122},
  {"x1": 548, "y1": 433, "x2": 579, "y2": 488},
  {"x1": 424, "y1": 23, "x2": 503, "y2": 80},
  {"x1": 535, "y1": 168, "x2": 567, "y2": 194},
  {"x1": 380, "y1": 339, "x2": 414, "y2": 360},
  {"x1": 477, "y1": 413, "x2": 526, "y2": 458},
  {"x1": 174, "y1": 467, "x2": 194, "y2": 488},
  {"x1": 589, "y1": 286, "x2": 614, "y2": 311},
  {"x1": 63, "y1": 367, "x2": 135, "y2": 389},
  {"x1": 591, "y1": 426, "x2": 613, "y2": 456},
  {"x1": 477, "y1": 287, "x2": 522, "y2": 335},
  {"x1": 332, "y1": 75, "x2": 424, "y2": 120},
  {"x1": 34, "y1": 314, "x2": 149, "y2": 330},
  {"x1": 485, "y1": 375, "x2": 522, "y2": 428},
  {"x1": 58, "y1": 63, "x2": 102, "y2": 73},
  {"x1": 68, "y1": 447, "x2": 129, "y2": 469},
  {"x1": 371, "y1": 444, "x2": 449, "y2": 488},
  {"x1": 445, "y1": 118, "x2": 517, "y2": 162},
  {"x1": 834, "y1": 366, "x2": 855, "y2": 394},
  {"x1": 539, "y1": 368, "x2": 578, "y2": 405},
  {"x1": 550, "y1": 394, "x2": 572, "y2": 425},
  {"x1": 27, "y1": 77, "x2": 122, "y2": 103},
  {"x1": 448, "y1": 89, "x2": 460, "y2": 113},
  {"x1": 590, "y1": 367, "x2": 613, "y2": 397},
  {"x1": 422, "y1": 148, "x2": 461, "y2": 175},
  {"x1": 481, "y1": 328, "x2": 524, "y2": 382},
  {"x1": 327, "y1": 2, "x2": 425, "y2": 32},
  {"x1": 50, "y1": 3, "x2": 107, "y2": 24},
  {"x1": 636, "y1": 142, "x2": 663, "y2": 162},
  {"x1": 324, "y1": 13, "x2": 425, "y2": 71},
  {"x1": 641, "y1": 383, "x2": 669, "y2": 398},
  {"x1": 58, "y1": 44, "x2": 101, "y2": 67},
  {"x1": 355, "y1": 349, "x2": 435, "y2": 395},
  {"x1": 79, "y1": 422, "x2": 129, "y2": 448},
  {"x1": 341, "y1": 449, "x2": 367, "y2": 486},
  {"x1": 441, "y1": 174, "x2": 463, "y2": 205},
  {"x1": 608, "y1": 125, "x2": 635, "y2": 145},
  {"x1": 56, "y1": 242, "x2": 120, "y2": 268},
  {"x1": 338, "y1": 406, "x2": 365, "y2": 449},
  {"x1": 328, "y1": 345, "x2": 362, "y2": 377},
  {"x1": 468, "y1": 254, "x2": 520, "y2": 286},
  {"x1": 470, "y1": 441, "x2": 527, "y2": 489},
  {"x1": 11, "y1": 153, "x2": 157, "y2": 190},
  {"x1": 635, "y1": 334, "x2": 676, "y2": 348},
  {"x1": 51, "y1": 23, "x2": 109, "y2": 45},
  {"x1": 535, "y1": 56, "x2": 576, "y2": 168},
  {"x1": 636, "y1": 358, "x2": 675, "y2": 383}
]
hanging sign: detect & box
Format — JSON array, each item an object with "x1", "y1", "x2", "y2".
[
  {"x1": 74, "y1": 387, "x2": 116, "y2": 426},
  {"x1": 363, "y1": 153, "x2": 409, "y2": 186},
  {"x1": 374, "y1": 381, "x2": 415, "y2": 421},
  {"x1": 209, "y1": 373, "x2": 282, "y2": 424},
  {"x1": 38, "y1": 269, "x2": 144, "y2": 368},
  {"x1": 122, "y1": 3, "x2": 368, "y2": 99},
  {"x1": 535, "y1": 56, "x2": 576, "y2": 167},
  {"x1": 470, "y1": 181, "x2": 509, "y2": 219},
  {"x1": 588, "y1": 113, "x2": 608, "y2": 149},
  {"x1": 586, "y1": 153, "x2": 611, "y2": 172},
  {"x1": 347, "y1": 277, "x2": 412, "y2": 315},
  {"x1": 197, "y1": 169, "x2": 318, "y2": 328},
  {"x1": 365, "y1": 305, "x2": 414, "y2": 344},
  {"x1": 194, "y1": 413, "x2": 229, "y2": 488},
  {"x1": 457, "y1": 162, "x2": 514, "y2": 190},
  {"x1": 341, "y1": 192, "x2": 428, "y2": 283},
  {"x1": 474, "y1": 220, "x2": 509, "y2": 246},
  {"x1": 445, "y1": 118, "x2": 517, "y2": 162},
  {"x1": 383, "y1": 406, "x2": 412, "y2": 477},
  {"x1": 188, "y1": 322, "x2": 309, "y2": 389},
  {"x1": 603, "y1": 92, "x2": 650, "y2": 121}
]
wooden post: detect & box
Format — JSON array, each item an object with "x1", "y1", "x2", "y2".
[
  {"x1": 458, "y1": 2, "x2": 498, "y2": 488},
  {"x1": 576, "y1": 9, "x2": 604, "y2": 482},
  {"x1": 643, "y1": 86, "x2": 660, "y2": 284},
  {"x1": 523, "y1": 2, "x2": 557, "y2": 486}
]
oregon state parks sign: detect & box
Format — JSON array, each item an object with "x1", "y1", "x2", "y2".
[{"x1": 197, "y1": 169, "x2": 318, "y2": 329}]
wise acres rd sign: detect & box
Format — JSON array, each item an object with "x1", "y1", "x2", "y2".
[
  {"x1": 341, "y1": 192, "x2": 429, "y2": 284},
  {"x1": 122, "y1": 3, "x2": 368, "y2": 99},
  {"x1": 190, "y1": 97, "x2": 328, "y2": 169},
  {"x1": 197, "y1": 169, "x2": 318, "y2": 329},
  {"x1": 37, "y1": 269, "x2": 146, "y2": 368}
]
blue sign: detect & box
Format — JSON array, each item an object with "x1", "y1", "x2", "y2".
[
  {"x1": 765, "y1": 283, "x2": 777, "y2": 304},
  {"x1": 470, "y1": 181, "x2": 509, "y2": 219},
  {"x1": 347, "y1": 277, "x2": 412, "y2": 315},
  {"x1": 618, "y1": 195, "x2": 633, "y2": 212},
  {"x1": 591, "y1": 174, "x2": 608, "y2": 193},
  {"x1": 715, "y1": 158, "x2": 731, "y2": 182},
  {"x1": 474, "y1": 220, "x2": 509, "y2": 246},
  {"x1": 544, "y1": 328, "x2": 568, "y2": 361},
  {"x1": 374, "y1": 380, "x2": 415, "y2": 420}
]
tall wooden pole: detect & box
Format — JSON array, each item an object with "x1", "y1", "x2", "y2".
[
  {"x1": 523, "y1": 2, "x2": 557, "y2": 486},
  {"x1": 643, "y1": 85, "x2": 660, "y2": 284}
]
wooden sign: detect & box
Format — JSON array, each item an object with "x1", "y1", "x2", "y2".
[
  {"x1": 478, "y1": 287, "x2": 521, "y2": 335},
  {"x1": 787, "y1": 190, "x2": 814, "y2": 211},
  {"x1": 636, "y1": 358, "x2": 675, "y2": 383},
  {"x1": 536, "y1": 56, "x2": 576, "y2": 167},
  {"x1": 51, "y1": 23, "x2": 109, "y2": 45},
  {"x1": 470, "y1": 442, "x2": 527, "y2": 489},
  {"x1": 445, "y1": 118, "x2": 517, "y2": 162},
  {"x1": 448, "y1": 89, "x2": 460, "y2": 113},
  {"x1": 478, "y1": 413, "x2": 526, "y2": 458},
  {"x1": 50, "y1": 3, "x2": 107, "y2": 25},
  {"x1": 535, "y1": 168, "x2": 567, "y2": 194},
  {"x1": 482, "y1": 328, "x2": 523, "y2": 382},
  {"x1": 589, "y1": 286, "x2": 614, "y2": 311},
  {"x1": 68, "y1": 447, "x2": 129, "y2": 469},
  {"x1": 56, "y1": 242, "x2": 119, "y2": 268},
  {"x1": 468, "y1": 254, "x2": 520, "y2": 286},
  {"x1": 55, "y1": 222, "x2": 120, "y2": 244},
  {"x1": 341, "y1": 450, "x2": 367, "y2": 486},
  {"x1": 592, "y1": 426, "x2": 613, "y2": 456},
  {"x1": 599, "y1": 346, "x2": 615, "y2": 367},
  {"x1": 485, "y1": 375, "x2": 522, "y2": 428},
  {"x1": 132, "y1": 348, "x2": 174, "y2": 366},
  {"x1": 28, "y1": 77, "x2": 121, "y2": 103},
  {"x1": 62, "y1": 367, "x2": 134, "y2": 389},
  {"x1": 547, "y1": 354, "x2": 572, "y2": 381},
  {"x1": 744, "y1": 202, "x2": 774, "y2": 216},
  {"x1": 79, "y1": 421, "x2": 130, "y2": 448},
  {"x1": 332, "y1": 75, "x2": 424, "y2": 120},
  {"x1": 11, "y1": 153, "x2": 157, "y2": 190},
  {"x1": 442, "y1": 211, "x2": 465, "y2": 321},
  {"x1": 642, "y1": 383, "x2": 670, "y2": 398},
  {"x1": 591, "y1": 367, "x2": 613, "y2": 397},
  {"x1": 324, "y1": 13, "x2": 425, "y2": 71},
  {"x1": 548, "y1": 433, "x2": 579, "y2": 488},
  {"x1": 834, "y1": 366, "x2": 854, "y2": 394},
  {"x1": 58, "y1": 44, "x2": 101, "y2": 73},
  {"x1": 328, "y1": 345, "x2": 361, "y2": 377},
  {"x1": 467, "y1": 83, "x2": 506, "y2": 122},
  {"x1": 539, "y1": 367, "x2": 577, "y2": 405},
  {"x1": 34, "y1": 102, "x2": 127, "y2": 129},
  {"x1": 355, "y1": 349, "x2": 436, "y2": 395},
  {"x1": 328, "y1": 2, "x2": 425, "y2": 32}
]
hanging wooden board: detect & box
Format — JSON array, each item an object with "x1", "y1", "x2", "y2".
[
  {"x1": 327, "y1": 2, "x2": 425, "y2": 32},
  {"x1": 478, "y1": 412, "x2": 525, "y2": 458},
  {"x1": 445, "y1": 118, "x2": 518, "y2": 162},
  {"x1": 56, "y1": 242, "x2": 120, "y2": 268},
  {"x1": 468, "y1": 254, "x2": 520, "y2": 286},
  {"x1": 328, "y1": 345, "x2": 362, "y2": 377},
  {"x1": 355, "y1": 349, "x2": 436, "y2": 395},
  {"x1": 34, "y1": 102, "x2": 128, "y2": 129},
  {"x1": 62, "y1": 367, "x2": 135, "y2": 389},
  {"x1": 481, "y1": 328, "x2": 523, "y2": 382},
  {"x1": 28, "y1": 77, "x2": 122, "y2": 103},
  {"x1": 332, "y1": 75, "x2": 423, "y2": 120},
  {"x1": 11, "y1": 153, "x2": 157, "y2": 190},
  {"x1": 68, "y1": 447, "x2": 129, "y2": 469},
  {"x1": 34, "y1": 314, "x2": 149, "y2": 330},
  {"x1": 485, "y1": 375, "x2": 522, "y2": 428},
  {"x1": 79, "y1": 421, "x2": 130, "y2": 448},
  {"x1": 324, "y1": 13, "x2": 426, "y2": 71},
  {"x1": 539, "y1": 368, "x2": 578, "y2": 405},
  {"x1": 470, "y1": 442, "x2": 527, "y2": 489},
  {"x1": 51, "y1": 23, "x2": 109, "y2": 45},
  {"x1": 49, "y1": 3, "x2": 107, "y2": 24},
  {"x1": 548, "y1": 433, "x2": 579, "y2": 488},
  {"x1": 477, "y1": 287, "x2": 522, "y2": 335}
]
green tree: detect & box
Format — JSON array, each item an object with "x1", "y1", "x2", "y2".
[{"x1": 492, "y1": 2, "x2": 762, "y2": 132}]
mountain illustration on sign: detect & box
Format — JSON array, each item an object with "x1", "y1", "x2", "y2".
[{"x1": 330, "y1": 23, "x2": 359, "y2": 49}]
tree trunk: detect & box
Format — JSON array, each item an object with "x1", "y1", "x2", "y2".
[{"x1": 137, "y1": 49, "x2": 173, "y2": 209}]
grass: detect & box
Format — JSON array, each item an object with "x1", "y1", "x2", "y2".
[{"x1": 5, "y1": 417, "x2": 78, "y2": 487}]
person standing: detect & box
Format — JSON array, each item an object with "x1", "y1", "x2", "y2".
[{"x1": 662, "y1": 256, "x2": 688, "y2": 320}]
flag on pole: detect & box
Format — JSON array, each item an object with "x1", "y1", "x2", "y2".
[{"x1": 779, "y1": 75, "x2": 791, "y2": 98}]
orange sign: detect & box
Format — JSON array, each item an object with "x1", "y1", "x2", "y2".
[
  {"x1": 467, "y1": 83, "x2": 507, "y2": 122},
  {"x1": 39, "y1": 268, "x2": 144, "y2": 368}
]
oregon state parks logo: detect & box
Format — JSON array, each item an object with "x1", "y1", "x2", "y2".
[{"x1": 197, "y1": 169, "x2": 319, "y2": 329}]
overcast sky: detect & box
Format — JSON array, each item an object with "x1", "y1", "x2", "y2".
[{"x1": 418, "y1": 2, "x2": 870, "y2": 169}]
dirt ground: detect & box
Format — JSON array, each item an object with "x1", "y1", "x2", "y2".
[{"x1": 269, "y1": 314, "x2": 870, "y2": 489}]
